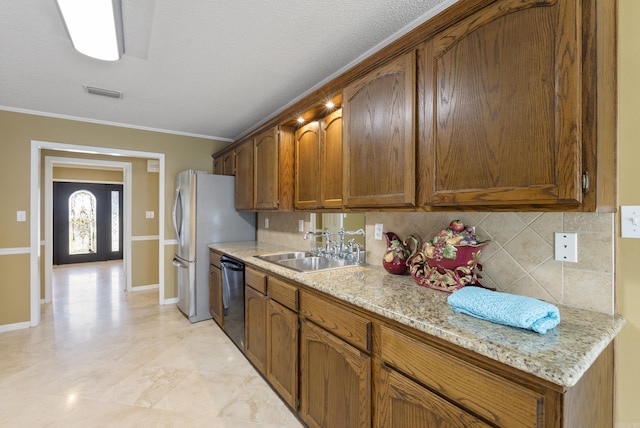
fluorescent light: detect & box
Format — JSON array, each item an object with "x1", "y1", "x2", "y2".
[{"x1": 56, "y1": 0, "x2": 124, "y2": 61}]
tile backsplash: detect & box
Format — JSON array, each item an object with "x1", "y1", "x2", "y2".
[{"x1": 257, "y1": 211, "x2": 615, "y2": 315}]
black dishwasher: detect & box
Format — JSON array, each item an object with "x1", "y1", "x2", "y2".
[{"x1": 220, "y1": 256, "x2": 245, "y2": 351}]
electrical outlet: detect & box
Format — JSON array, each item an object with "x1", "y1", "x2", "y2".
[
  {"x1": 374, "y1": 223, "x2": 384, "y2": 240},
  {"x1": 299, "y1": 219, "x2": 304, "y2": 232},
  {"x1": 264, "y1": 217, "x2": 269, "y2": 229},
  {"x1": 145, "y1": 211, "x2": 154, "y2": 219},
  {"x1": 554, "y1": 232, "x2": 578, "y2": 263}
]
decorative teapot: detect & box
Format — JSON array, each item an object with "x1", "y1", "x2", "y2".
[
  {"x1": 382, "y1": 232, "x2": 421, "y2": 275},
  {"x1": 408, "y1": 220, "x2": 490, "y2": 292}
]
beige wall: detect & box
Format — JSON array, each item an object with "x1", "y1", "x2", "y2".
[
  {"x1": 0, "y1": 110, "x2": 229, "y2": 326},
  {"x1": 616, "y1": 1, "x2": 640, "y2": 425},
  {"x1": 0, "y1": 254, "x2": 30, "y2": 325}
]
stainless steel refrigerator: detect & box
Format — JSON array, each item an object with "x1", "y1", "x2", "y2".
[{"x1": 172, "y1": 170, "x2": 256, "y2": 323}]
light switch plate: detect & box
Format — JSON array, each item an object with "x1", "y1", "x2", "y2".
[
  {"x1": 16, "y1": 211, "x2": 26, "y2": 222},
  {"x1": 374, "y1": 223, "x2": 384, "y2": 240},
  {"x1": 298, "y1": 219, "x2": 304, "y2": 232},
  {"x1": 145, "y1": 211, "x2": 154, "y2": 219},
  {"x1": 621, "y1": 206, "x2": 640, "y2": 238},
  {"x1": 264, "y1": 218, "x2": 269, "y2": 229},
  {"x1": 554, "y1": 232, "x2": 578, "y2": 263}
]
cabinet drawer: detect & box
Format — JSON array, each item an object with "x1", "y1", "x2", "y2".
[
  {"x1": 300, "y1": 291, "x2": 371, "y2": 352},
  {"x1": 268, "y1": 277, "x2": 298, "y2": 311},
  {"x1": 246, "y1": 266, "x2": 267, "y2": 294},
  {"x1": 210, "y1": 251, "x2": 221, "y2": 268},
  {"x1": 379, "y1": 325, "x2": 544, "y2": 427}
]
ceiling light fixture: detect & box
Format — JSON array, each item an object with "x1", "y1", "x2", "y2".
[{"x1": 55, "y1": 0, "x2": 124, "y2": 61}]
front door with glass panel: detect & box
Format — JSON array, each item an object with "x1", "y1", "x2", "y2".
[{"x1": 53, "y1": 182, "x2": 123, "y2": 264}]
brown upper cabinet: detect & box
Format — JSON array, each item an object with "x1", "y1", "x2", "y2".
[
  {"x1": 254, "y1": 126, "x2": 294, "y2": 211},
  {"x1": 213, "y1": 150, "x2": 235, "y2": 176},
  {"x1": 343, "y1": 52, "x2": 416, "y2": 208},
  {"x1": 222, "y1": 151, "x2": 235, "y2": 176},
  {"x1": 417, "y1": 0, "x2": 614, "y2": 209},
  {"x1": 294, "y1": 121, "x2": 321, "y2": 210},
  {"x1": 234, "y1": 140, "x2": 254, "y2": 211},
  {"x1": 294, "y1": 108, "x2": 343, "y2": 210},
  {"x1": 214, "y1": 0, "x2": 615, "y2": 212},
  {"x1": 321, "y1": 109, "x2": 344, "y2": 209},
  {"x1": 234, "y1": 126, "x2": 294, "y2": 211}
]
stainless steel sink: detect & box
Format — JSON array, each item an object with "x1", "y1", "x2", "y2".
[
  {"x1": 277, "y1": 256, "x2": 353, "y2": 272},
  {"x1": 255, "y1": 251, "x2": 313, "y2": 263},
  {"x1": 254, "y1": 252, "x2": 358, "y2": 272}
]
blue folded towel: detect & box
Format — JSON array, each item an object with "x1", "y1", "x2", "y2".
[{"x1": 447, "y1": 286, "x2": 560, "y2": 334}]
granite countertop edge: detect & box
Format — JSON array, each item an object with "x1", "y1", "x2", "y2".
[{"x1": 209, "y1": 241, "x2": 626, "y2": 388}]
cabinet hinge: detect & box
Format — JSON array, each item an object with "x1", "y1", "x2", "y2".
[{"x1": 582, "y1": 171, "x2": 590, "y2": 193}]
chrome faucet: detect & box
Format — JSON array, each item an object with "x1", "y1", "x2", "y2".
[
  {"x1": 338, "y1": 228, "x2": 366, "y2": 263},
  {"x1": 302, "y1": 228, "x2": 366, "y2": 264},
  {"x1": 303, "y1": 229, "x2": 331, "y2": 255}
]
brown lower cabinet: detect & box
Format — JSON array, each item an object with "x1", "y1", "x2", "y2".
[
  {"x1": 299, "y1": 319, "x2": 371, "y2": 428},
  {"x1": 208, "y1": 252, "x2": 223, "y2": 327},
  {"x1": 374, "y1": 362, "x2": 491, "y2": 428},
  {"x1": 244, "y1": 266, "x2": 268, "y2": 373},
  {"x1": 244, "y1": 286, "x2": 267, "y2": 373},
  {"x1": 266, "y1": 298, "x2": 298, "y2": 409},
  {"x1": 265, "y1": 276, "x2": 299, "y2": 409},
  {"x1": 238, "y1": 260, "x2": 614, "y2": 428}
]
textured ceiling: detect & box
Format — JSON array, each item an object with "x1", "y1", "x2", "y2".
[{"x1": 0, "y1": 0, "x2": 452, "y2": 141}]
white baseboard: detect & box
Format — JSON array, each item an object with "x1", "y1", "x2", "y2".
[
  {"x1": 0, "y1": 321, "x2": 30, "y2": 333},
  {"x1": 131, "y1": 284, "x2": 159, "y2": 292},
  {"x1": 163, "y1": 297, "x2": 178, "y2": 305}
]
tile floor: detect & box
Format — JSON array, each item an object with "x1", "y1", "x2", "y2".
[{"x1": 0, "y1": 261, "x2": 303, "y2": 427}]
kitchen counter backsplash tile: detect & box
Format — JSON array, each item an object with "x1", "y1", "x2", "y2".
[
  {"x1": 257, "y1": 211, "x2": 615, "y2": 315},
  {"x1": 209, "y1": 241, "x2": 625, "y2": 388}
]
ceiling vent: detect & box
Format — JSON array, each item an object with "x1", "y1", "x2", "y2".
[{"x1": 83, "y1": 85, "x2": 123, "y2": 99}]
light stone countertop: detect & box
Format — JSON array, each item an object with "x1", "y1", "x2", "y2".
[{"x1": 209, "y1": 241, "x2": 626, "y2": 388}]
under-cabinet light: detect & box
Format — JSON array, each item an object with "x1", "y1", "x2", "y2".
[
  {"x1": 297, "y1": 116, "x2": 305, "y2": 124},
  {"x1": 56, "y1": 0, "x2": 124, "y2": 61}
]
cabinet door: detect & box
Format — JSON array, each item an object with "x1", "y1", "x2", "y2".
[
  {"x1": 234, "y1": 141, "x2": 254, "y2": 210},
  {"x1": 418, "y1": 0, "x2": 582, "y2": 207},
  {"x1": 343, "y1": 52, "x2": 416, "y2": 208},
  {"x1": 374, "y1": 362, "x2": 491, "y2": 428},
  {"x1": 266, "y1": 299, "x2": 298, "y2": 409},
  {"x1": 299, "y1": 319, "x2": 371, "y2": 428},
  {"x1": 223, "y1": 151, "x2": 235, "y2": 176},
  {"x1": 245, "y1": 285, "x2": 267, "y2": 374},
  {"x1": 213, "y1": 157, "x2": 224, "y2": 175},
  {"x1": 320, "y1": 108, "x2": 343, "y2": 208},
  {"x1": 209, "y1": 264, "x2": 223, "y2": 327},
  {"x1": 255, "y1": 127, "x2": 280, "y2": 210},
  {"x1": 295, "y1": 121, "x2": 321, "y2": 209}
]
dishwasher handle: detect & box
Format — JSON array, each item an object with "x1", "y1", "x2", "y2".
[{"x1": 220, "y1": 258, "x2": 244, "y2": 272}]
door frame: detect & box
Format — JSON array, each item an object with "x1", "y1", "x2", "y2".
[
  {"x1": 45, "y1": 156, "x2": 132, "y2": 301},
  {"x1": 30, "y1": 140, "x2": 165, "y2": 327}
]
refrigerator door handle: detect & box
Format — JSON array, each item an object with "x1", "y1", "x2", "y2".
[
  {"x1": 172, "y1": 257, "x2": 186, "y2": 268},
  {"x1": 172, "y1": 187, "x2": 181, "y2": 241}
]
